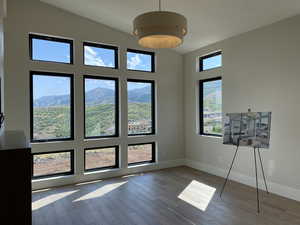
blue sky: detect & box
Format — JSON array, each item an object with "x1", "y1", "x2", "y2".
[
  {"x1": 85, "y1": 79, "x2": 116, "y2": 92},
  {"x1": 33, "y1": 75, "x2": 149, "y2": 100},
  {"x1": 32, "y1": 39, "x2": 71, "y2": 63},
  {"x1": 32, "y1": 39, "x2": 152, "y2": 99},
  {"x1": 32, "y1": 38, "x2": 152, "y2": 71},
  {"x1": 127, "y1": 52, "x2": 152, "y2": 72},
  {"x1": 202, "y1": 55, "x2": 222, "y2": 70},
  {"x1": 85, "y1": 79, "x2": 149, "y2": 92},
  {"x1": 84, "y1": 46, "x2": 115, "y2": 67},
  {"x1": 127, "y1": 81, "x2": 150, "y2": 91},
  {"x1": 33, "y1": 75, "x2": 70, "y2": 100}
]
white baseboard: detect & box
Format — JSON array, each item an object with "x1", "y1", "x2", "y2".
[
  {"x1": 185, "y1": 158, "x2": 300, "y2": 202},
  {"x1": 158, "y1": 158, "x2": 186, "y2": 168}
]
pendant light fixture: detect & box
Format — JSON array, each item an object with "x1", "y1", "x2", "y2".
[{"x1": 133, "y1": 0, "x2": 187, "y2": 49}]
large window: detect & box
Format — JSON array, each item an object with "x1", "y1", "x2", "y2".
[
  {"x1": 127, "y1": 79, "x2": 155, "y2": 136},
  {"x1": 199, "y1": 51, "x2": 222, "y2": 72},
  {"x1": 32, "y1": 150, "x2": 74, "y2": 179},
  {"x1": 127, "y1": 49, "x2": 155, "y2": 72},
  {"x1": 30, "y1": 71, "x2": 74, "y2": 142},
  {"x1": 84, "y1": 146, "x2": 119, "y2": 172},
  {"x1": 28, "y1": 33, "x2": 160, "y2": 184},
  {"x1": 83, "y1": 42, "x2": 118, "y2": 69},
  {"x1": 128, "y1": 142, "x2": 155, "y2": 165},
  {"x1": 29, "y1": 34, "x2": 73, "y2": 64},
  {"x1": 84, "y1": 76, "x2": 119, "y2": 138},
  {"x1": 199, "y1": 77, "x2": 222, "y2": 136}
]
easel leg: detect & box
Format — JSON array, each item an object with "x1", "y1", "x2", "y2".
[
  {"x1": 258, "y1": 148, "x2": 269, "y2": 194},
  {"x1": 254, "y1": 148, "x2": 260, "y2": 213},
  {"x1": 220, "y1": 144, "x2": 239, "y2": 198}
]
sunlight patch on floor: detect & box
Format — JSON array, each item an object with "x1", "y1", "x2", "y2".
[
  {"x1": 73, "y1": 181, "x2": 127, "y2": 202},
  {"x1": 32, "y1": 190, "x2": 78, "y2": 211},
  {"x1": 178, "y1": 180, "x2": 216, "y2": 211}
]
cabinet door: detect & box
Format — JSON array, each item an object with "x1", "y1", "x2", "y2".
[{"x1": 0, "y1": 149, "x2": 32, "y2": 225}]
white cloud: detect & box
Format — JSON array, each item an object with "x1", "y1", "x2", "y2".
[
  {"x1": 127, "y1": 54, "x2": 142, "y2": 70},
  {"x1": 84, "y1": 46, "x2": 107, "y2": 67}
]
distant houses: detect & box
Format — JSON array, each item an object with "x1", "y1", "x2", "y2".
[
  {"x1": 128, "y1": 119, "x2": 151, "y2": 134},
  {"x1": 203, "y1": 112, "x2": 222, "y2": 119}
]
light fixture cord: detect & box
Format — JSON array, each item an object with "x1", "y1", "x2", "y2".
[{"x1": 159, "y1": 0, "x2": 161, "y2": 11}]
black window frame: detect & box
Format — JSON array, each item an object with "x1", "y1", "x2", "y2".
[
  {"x1": 199, "y1": 77, "x2": 222, "y2": 137},
  {"x1": 128, "y1": 142, "x2": 156, "y2": 166},
  {"x1": 29, "y1": 33, "x2": 74, "y2": 64},
  {"x1": 84, "y1": 146, "x2": 119, "y2": 172},
  {"x1": 32, "y1": 150, "x2": 74, "y2": 179},
  {"x1": 30, "y1": 71, "x2": 75, "y2": 143},
  {"x1": 127, "y1": 79, "x2": 156, "y2": 136},
  {"x1": 83, "y1": 75, "x2": 119, "y2": 139},
  {"x1": 199, "y1": 51, "x2": 222, "y2": 72},
  {"x1": 126, "y1": 49, "x2": 155, "y2": 73},
  {"x1": 83, "y1": 42, "x2": 119, "y2": 69}
]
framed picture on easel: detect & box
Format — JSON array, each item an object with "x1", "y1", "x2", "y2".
[
  {"x1": 223, "y1": 111, "x2": 272, "y2": 149},
  {"x1": 220, "y1": 110, "x2": 272, "y2": 213}
]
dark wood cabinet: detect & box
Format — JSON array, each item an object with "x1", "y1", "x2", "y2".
[{"x1": 0, "y1": 148, "x2": 32, "y2": 225}]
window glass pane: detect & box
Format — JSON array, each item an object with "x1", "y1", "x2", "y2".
[
  {"x1": 128, "y1": 143, "x2": 154, "y2": 165},
  {"x1": 203, "y1": 54, "x2": 222, "y2": 70},
  {"x1": 127, "y1": 50, "x2": 153, "y2": 72},
  {"x1": 84, "y1": 44, "x2": 117, "y2": 68},
  {"x1": 85, "y1": 77, "x2": 117, "y2": 138},
  {"x1": 200, "y1": 52, "x2": 222, "y2": 71},
  {"x1": 32, "y1": 73, "x2": 72, "y2": 141},
  {"x1": 31, "y1": 36, "x2": 72, "y2": 63},
  {"x1": 33, "y1": 151, "x2": 72, "y2": 178},
  {"x1": 85, "y1": 147, "x2": 117, "y2": 171},
  {"x1": 128, "y1": 81, "x2": 154, "y2": 135},
  {"x1": 202, "y1": 79, "x2": 222, "y2": 135}
]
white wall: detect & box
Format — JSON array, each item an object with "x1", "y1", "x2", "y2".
[
  {"x1": 184, "y1": 15, "x2": 300, "y2": 201},
  {"x1": 4, "y1": 0, "x2": 185, "y2": 189}
]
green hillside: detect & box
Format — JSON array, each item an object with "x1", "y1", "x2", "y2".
[
  {"x1": 128, "y1": 102, "x2": 151, "y2": 121},
  {"x1": 85, "y1": 103, "x2": 116, "y2": 137},
  {"x1": 33, "y1": 103, "x2": 151, "y2": 139},
  {"x1": 33, "y1": 106, "x2": 71, "y2": 139}
]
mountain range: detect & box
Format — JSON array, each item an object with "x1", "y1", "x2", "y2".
[{"x1": 34, "y1": 86, "x2": 151, "y2": 107}]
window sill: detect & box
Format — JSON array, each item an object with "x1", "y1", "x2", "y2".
[
  {"x1": 83, "y1": 64, "x2": 118, "y2": 70},
  {"x1": 31, "y1": 139, "x2": 74, "y2": 145},
  {"x1": 84, "y1": 167, "x2": 121, "y2": 175},
  {"x1": 128, "y1": 134, "x2": 156, "y2": 138},
  {"x1": 199, "y1": 134, "x2": 222, "y2": 139},
  {"x1": 84, "y1": 136, "x2": 120, "y2": 142},
  {"x1": 199, "y1": 66, "x2": 222, "y2": 73},
  {"x1": 128, "y1": 162, "x2": 157, "y2": 169},
  {"x1": 32, "y1": 174, "x2": 75, "y2": 183}
]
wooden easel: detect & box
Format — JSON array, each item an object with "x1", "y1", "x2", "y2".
[{"x1": 219, "y1": 109, "x2": 269, "y2": 213}]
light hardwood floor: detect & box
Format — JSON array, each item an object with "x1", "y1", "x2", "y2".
[{"x1": 32, "y1": 167, "x2": 300, "y2": 225}]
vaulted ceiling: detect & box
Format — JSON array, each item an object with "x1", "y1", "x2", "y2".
[{"x1": 41, "y1": 0, "x2": 300, "y2": 54}]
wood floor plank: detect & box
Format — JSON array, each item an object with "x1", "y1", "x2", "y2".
[{"x1": 32, "y1": 166, "x2": 300, "y2": 225}]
